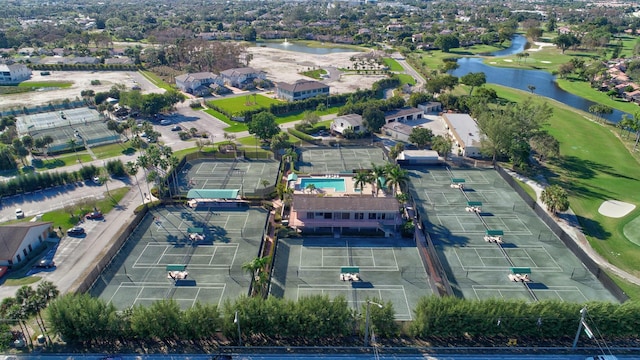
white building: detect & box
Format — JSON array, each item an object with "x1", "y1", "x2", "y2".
[
  {"x1": 331, "y1": 114, "x2": 363, "y2": 135},
  {"x1": 441, "y1": 113, "x2": 482, "y2": 158},
  {"x1": 382, "y1": 122, "x2": 413, "y2": 142},
  {"x1": 0, "y1": 64, "x2": 31, "y2": 85},
  {"x1": 0, "y1": 222, "x2": 53, "y2": 267},
  {"x1": 397, "y1": 150, "x2": 443, "y2": 165},
  {"x1": 175, "y1": 72, "x2": 220, "y2": 95}
]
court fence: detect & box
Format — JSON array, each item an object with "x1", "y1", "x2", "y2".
[
  {"x1": 494, "y1": 165, "x2": 629, "y2": 303},
  {"x1": 409, "y1": 195, "x2": 454, "y2": 297},
  {"x1": 71, "y1": 205, "x2": 149, "y2": 294}
]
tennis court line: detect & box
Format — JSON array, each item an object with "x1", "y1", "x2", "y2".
[
  {"x1": 300, "y1": 247, "x2": 400, "y2": 271},
  {"x1": 454, "y1": 245, "x2": 563, "y2": 272},
  {"x1": 134, "y1": 243, "x2": 239, "y2": 269}
]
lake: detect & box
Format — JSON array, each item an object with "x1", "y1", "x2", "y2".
[
  {"x1": 255, "y1": 41, "x2": 358, "y2": 55},
  {"x1": 451, "y1": 35, "x2": 628, "y2": 123}
]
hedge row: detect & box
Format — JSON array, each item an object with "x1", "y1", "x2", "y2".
[{"x1": 0, "y1": 165, "x2": 100, "y2": 198}]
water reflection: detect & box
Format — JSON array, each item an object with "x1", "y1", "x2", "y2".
[
  {"x1": 451, "y1": 35, "x2": 628, "y2": 123},
  {"x1": 254, "y1": 41, "x2": 358, "y2": 55}
]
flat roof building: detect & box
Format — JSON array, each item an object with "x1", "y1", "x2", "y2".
[{"x1": 442, "y1": 113, "x2": 482, "y2": 158}]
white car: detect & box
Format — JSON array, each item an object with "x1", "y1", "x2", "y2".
[
  {"x1": 160, "y1": 119, "x2": 172, "y2": 126},
  {"x1": 15, "y1": 209, "x2": 24, "y2": 219}
]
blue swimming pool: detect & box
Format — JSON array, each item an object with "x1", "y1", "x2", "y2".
[{"x1": 299, "y1": 177, "x2": 346, "y2": 192}]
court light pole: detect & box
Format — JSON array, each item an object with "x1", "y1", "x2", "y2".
[
  {"x1": 572, "y1": 306, "x2": 588, "y2": 350},
  {"x1": 364, "y1": 300, "x2": 383, "y2": 347},
  {"x1": 234, "y1": 311, "x2": 242, "y2": 346}
]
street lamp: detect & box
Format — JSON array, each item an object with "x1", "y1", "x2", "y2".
[{"x1": 364, "y1": 300, "x2": 383, "y2": 347}]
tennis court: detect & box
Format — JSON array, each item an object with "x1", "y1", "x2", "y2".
[
  {"x1": 271, "y1": 237, "x2": 433, "y2": 321},
  {"x1": 298, "y1": 147, "x2": 387, "y2": 174},
  {"x1": 90, "y1": 205, "x2": 268, "y2": 309},
  {"x1": 178, "y1": 158, "x2": 279, "y2": 196},
  {"x1": 16, "y1": 107, "x2": 120, "y2": 152},
  {"x1": 407, "y1": 166, "x2": 619, "y2": 303}
]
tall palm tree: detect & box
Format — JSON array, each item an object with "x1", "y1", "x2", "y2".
[
  {"x1": 67, "y1": 138, "x2": 80, "y2": 163},
  {"x1": 370, "y1": 163, "x2": 387, "y2": 196},
  {"x1": 305, "y1": 183, "x2": 317, "y2": 194},
  {"x1": 35, "y1": 281, "x2": 58, "y2": 344},
  {"x1": 242, "y1": 256, "x2": 272, "y2": 297},
  {"x1": 385, "y1": 164, "x2": 409, "y2": 196},
  {"x1": 283, "y1": 147, "x2": 298, "y2": 172},
  {"x1": 353, "y1": 171, "x2": 372, "y2": 194},
  {"x1": 126, "y1": 161, "x2": 145, "y2": 202}
]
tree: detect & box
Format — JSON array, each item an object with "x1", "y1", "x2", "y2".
[
  {"x1": 431, "y1": 135, "x2": 452, "y2": 157},
  {"x1": 242, "y1": 256, "x2": 272, "y2": 297},
  {"x1": 408, "y1": 127, "x2": 434, "y2": 149},
  {"x1": 384, "y1": 164, "x2": 408, "y2": 195},
  {"x1": 305, "y1": 183, "x2": 317, "y2": 194},
  {"x1": 388, "y1": 143, "x2": 405, "y2": 161},
  {"x1": 260, "y1": 179, "x2": 270, "y2": 189},
  {"x1": 540, "y1": 184, "x2": 569, "y2": 216},
  {"x1": 460, "y1": 72, "x2": 486, "y2": 95},
  {"x1": 434, "y1": 34, "x2": 460, "y2": 52},
  {"x1": 362, "y1": 108, "x2": 386, "y2": 133},
  {"x1": 247, "y1": 111, "x2": 280, "y2": 141},
  {"x1": 242, "y1": 26, "x2": 257, "y2": 41},
  {"x1": 553, "y1": 34, "x2": 579, "y2": 54},
  {"x1": 370, "y1": 163, "x2": 387, "y2": 196},
  {"x1": 270, "y1": 132, "x2": 290, "y2": 152},
  {"x1": 353, "y1": 171, "x2": 372, "y2": 193},
  {"x1": 529, "y1": 133, "x2": 559, "y2": 162},
  {"x1": 424, "y1": 74, "x2": 458, "y2": 95}
]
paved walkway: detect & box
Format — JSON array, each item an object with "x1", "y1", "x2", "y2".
[{"x1": 506, "y1": 169, "x2": 640, "y2": 287}]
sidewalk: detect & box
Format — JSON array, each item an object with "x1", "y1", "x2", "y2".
[{"x1": 505, "y1": 169, "x2": 640, "y2": 287}]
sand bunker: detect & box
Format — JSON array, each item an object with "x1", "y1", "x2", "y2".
[{"x1": 598, "y1": 200, "x2": 636, "y2": 218}]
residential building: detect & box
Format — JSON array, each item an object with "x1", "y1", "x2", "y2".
[
  {"x1": 219, "y1": 67, "x2": 266, "y2": 88},
  {"x1": 384, "y1": 107, "x2": 423, "y2": 124},
  {"x1": 175, "y1": 72, "x2": 220, "y2": 95},
  {"x1": 0, "y1": 222, "x2": 53, "y2": 267},
  {"x1": 442, "y1": 113, "x2": 482, "y2": 158},
  {"x1": 276, "y1": 79, "x2": 329, "y2": 101},
  {"x1": 331, "y1": 114, "x2": 363, "y2": 135},
  {"x1": 418, "y1": 101, "x2": 442, "y2": 113},
  {"x1": 0, "y1": 64, "x2": 31, "y2": 84},
  {"x1": 382, "y1": 122, "x2": 413, "y2": 142}
]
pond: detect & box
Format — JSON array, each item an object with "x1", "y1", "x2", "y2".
[
  {"x1": 254, "y1": 40, "x2": 358, "y2": 55},
  {"x1": 451, "y1": 35, "x2": 628, "y2": 123}
]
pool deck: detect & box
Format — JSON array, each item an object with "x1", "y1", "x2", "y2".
[{"x1": 291, "y1": 175, "x2": 395, "y2": 198}]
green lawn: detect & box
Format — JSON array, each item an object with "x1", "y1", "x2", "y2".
[
  {"x1": 32, "y1": 152, "x2": 94, "y2": 169},
  {"x1": 383, "y1": 57, "x2": 404, "y2": 72},
  {"x1": 487, "y1": 84, "x2": 640, "y2": 295},
  {"x1": 40, "y1": 187, "x2": 129, "y2": 230},
  {"x1": 203, "y1": 108, "x2": 247, "y2": 132},
  {"x1": 300, "y1": 69, "x2": 327, "y2": 80},
  {"x1": 207, "y1": 94, "x2": 281, "y2": 115},
  {"x1": 18, "y1": 81, "x2": 73, "y2": 88},
  {"x1": 556, "y1": 78, "x2": 640, "y2": 117},
  {"x1": 514, "y1": 178, "x2": 537, "y2": 201},
  {"x1": 91, "y1": 143, "x2": 137, "y2": 159},
  {"x1": 139, "y1": 70, "x2": 173, "y2": 91},
  {"x1": 396, "y1": 73, "x2": 416, "y2": 86}
]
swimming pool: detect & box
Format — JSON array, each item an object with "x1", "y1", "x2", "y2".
[{"x1": 299, "y1": 178, "x2": 346, "y2": 192}]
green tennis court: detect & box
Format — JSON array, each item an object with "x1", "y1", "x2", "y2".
[
  {"x1": 298, "y1": 147, "x2": 387, "y2": 174},
  {"x1": 271, "y1": 237, "x2": 433, "y2": 321},
  {"x1": 178, "y1": 158, "x2": 279, "y2": 197},
  {"x1": 90, "y1": 205, "x2": 268, "y2": 309},
  {"x1": 407, "y1": 166, "x2": 619, "y2": 303}
]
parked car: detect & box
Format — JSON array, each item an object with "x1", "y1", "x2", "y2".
[
  {"x1": 93, "y1": 176, "x2": 101, "y2": 184},
  {"x1": 15, "y1": 209, "x2": 24, "y2": 219},
  {"x1": 67, "y1": 227, "x2": 85, "y2": 237},
  {"x1": 86, "y1": 211, "x2": 104, "y2": 220},
  {"x1": 36, "y1": 259, "x2": 55, "y2": 268},
  {"x1": 160, "y1": 119, "x2": 172, "y2": 125},
  {"x1": 171, "y1": 125, "x2": 182, "y2": 132}
]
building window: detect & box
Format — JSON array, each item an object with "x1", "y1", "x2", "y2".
[
  {"x1": 28, "y1": 244, "x2": 32, "y2": 252},
  {"x1": 324, "y1": 212, "x2": 332, "y2": 219},
  {"x1": 307, "y1": 212, "x2": 314, "y2": 219},
  {"x1": 23, "y1": 249, "x2": 28, "y2": 257},
  {"x1": 354, "y1": 213, "x2": 364, "y2": 220},
  {"x1": 341, "y1": 213, "x2": 350, "y2": 220},
  {"x1": 16, "y1": 255, "x2": 21, "y2": 263},
  {"x1": 368, "y1": 213, "x2": 377, "y2": 220}
]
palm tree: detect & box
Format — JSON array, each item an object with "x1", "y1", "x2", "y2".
[
  {"x1": 126, "y1": 161, "x2": 145, "y2": 202},
  {"x1": 305, "y1": 183, "x2": 317, "y2": 194},
  {"x1": 385, "y1": 164, "x2": 409, "y2": 196},
  {"x1": 283, "y1": 147, "x2": 298, "y2": 171},
  {"x1": 353, "y1": 171, "x2": 372, "y2": 194},
  {"x1": 370, "y1": 163, "x2": 387, "y2": 196},
  {"x1": 34, "y1": 281, "x2": 58, "y2": 344},
  {"x1": 242, "y1": 256, "x2": 272, "y2": 297},
  {"x1": 540, "y1": 184, "x2": 570, "y2": 216},
  {"x1": 67, "y1": 138, "x2": 80, "y2": 163}
]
